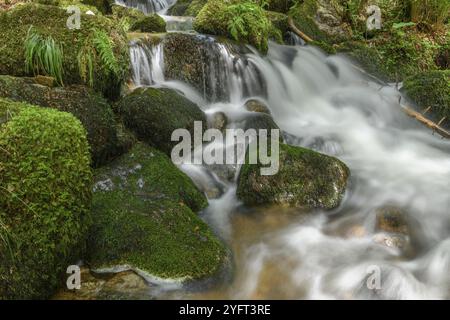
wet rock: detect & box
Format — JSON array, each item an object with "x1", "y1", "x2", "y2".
[
  {"x1": 53, "y1": 268, "x2": 150, "y2": 300},
  {"x1": 245, "y1": 99, "x2": 271, "y2": 115},
  {"x1": 163, "y1": 32, "x2": 262, "y2": 102},
  {"x1": 209, "y1": 112, "x2": 228, "y2": 131},
  {"x1": 375, "y1": 207, "x2": 409, "y2": 235},
  {"x1": 117, "y1": 87, "x2": 207, "y2": 155},
  {"x1": 87, "y1": 142, "x2": 226, "y2": 280},
  {"x1": 237, "y1": 143, "x2": 350, "y2": 210}
]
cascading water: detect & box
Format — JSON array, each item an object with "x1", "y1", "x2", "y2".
[
  {"x1": 131, "y1": 37, "x2": 450, "y2": 299},
  {"x1": 129, "y1": 39, "x2": 165, "y2": 86},
  {"x1": 129, "y1": 34, "x2": 265, "y2": 103},
  {"x1": 115, "y1": 0, "x2": 176, "y2": 14}
]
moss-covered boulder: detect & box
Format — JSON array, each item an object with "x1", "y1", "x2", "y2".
[
  {"x1": 402, "y1": 70, "x2": 450, "y2": 126},
  {"x1": 193, "y1": 0, "x2": 273, "y2": 53},
  {"x1": 0, "y1": 3, "x2": 129, "y2": 99},
  {"x1": 237, "y1": 143, "x2": 350, "y2": 210},
  {"x1": 117, "y1": 87, "x2": 207, "y2": 155},
  {"x1": 130, "y1": 14, "x2": 166, "y2": 33},
  {"x1": 87, "y1": 142, "x2": 225, "y2": 279},
  {"x1": 0, "y1": 99, "x2": 92, "y2": 299},
  {"x1": 0, "y1": 75, "x2": 124, "y2": 166}
]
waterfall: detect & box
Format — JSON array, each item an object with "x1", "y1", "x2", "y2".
[
  {"x1": 129, "y1": 39, "x2": 164, "y2": 87},
  {"x1": 128, "y1": 34, "x2": 450, "y2": 299},
  {"x1": 129, "y1": 34, "x2": 266, "y2": 103},
  {"x1": 115, "y1": 0, "x2": 176, "y2": 14}
]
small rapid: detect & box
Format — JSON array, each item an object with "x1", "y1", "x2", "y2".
[
  {"x1": 115, "y1": 0, "x2": 177, "y2": 14},
  {"x1": 128, "y1": 34, "x2": 450, "y2": 299}
]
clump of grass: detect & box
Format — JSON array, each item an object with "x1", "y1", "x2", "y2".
[
  {"x1": 24, "y1": 26, "x2": 64, "y2": 86},
  {"x1": 77, "y1": 28, "x2": 120, "y2": 88},
  {"x1": 410, "y1": 0, "x2": 450, "y2": 30}
]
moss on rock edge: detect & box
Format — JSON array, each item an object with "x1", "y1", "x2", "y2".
[
  {"x1": 87, "y1": 142, "x2": 226, "y2": 279},
  {"x1": 402, "y1": 70, "x2": 450, "y2": 126},
  {"x1": 0, "y1": 3, "x2": 129, "y2": 100},
  {"x1": 237, "y1": 143, "x2": 350, "y2": 210},
  {"x1": 0, "y1": 75, "x2": 124, "y2": 167},
  {"x1": 0, "y1": 99, "x2": 92, "y2": 299},
  {"x1": 117, "y1": 87, "x2": 207, "y2": 156}
]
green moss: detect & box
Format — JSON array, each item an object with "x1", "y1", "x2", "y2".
[
  {"x1": 186, "y1": 0, "x2": 208, "y2": 16},
  {"x1": 168, "y1": 0, "x2": 208, "y2": 16},
  {"x1": 0, "y1": 3, "x2": 129, "y2": 99},
  {"x1": 117, "y1": 87, "x2": 207, "y2": 156},
  {"x1": 402, "y1": 70, "x2": 450, "y2": 124},
  {"x1": 194, "y1": 0, "x2": 273, "y2": 53},
  {"x1": 288, "y1": 0, "x2": 349, "y2": 44},
  {"x1": 0, "y1": 99, "x2": 92, "y2": 299},
  {"x1": 80, "y1": 0, "x2": 114, "y2": 14},
  {"x1": 88, "y1": 142, "x2": 225, "y2": 279},
  {"x1": 338, "y1": 26, "x2": 440, "y2": 82},
  {"x1": 130, "y1": 14, "x2": 166, "y2": 33},
  {"x1": 0, "y1": 75, "x2": 124, "y2": 167},
  {"x1": 237, "y1": 143, "x2": 350, "y2": 210}
]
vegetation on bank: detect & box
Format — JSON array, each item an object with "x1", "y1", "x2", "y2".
[
  {"x1": 0, "y1": 2, "x2": 129, "y2": 99},
  {"x1": 0, "y1": 99, "x2": 92, "y2": 299}
]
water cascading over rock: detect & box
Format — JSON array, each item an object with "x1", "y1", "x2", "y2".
[
  {"x1": 129, "y1": 33, "x2": 267, "y2": 103},
  {"x1": 115, "y1": 0, "x2": 176, "y2": 14}
]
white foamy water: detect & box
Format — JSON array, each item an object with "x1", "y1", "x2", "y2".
[
  {"x1": 128, "y1": 37, "x2": 450, "y2": 299},
  {"x1": 115, "y1": 0, "x2": 176, "y2": 14}
]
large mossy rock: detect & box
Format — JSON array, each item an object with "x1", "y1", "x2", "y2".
[
  {"x1": 130, "y1": 14, "x2": 166, "y2": 33},
  {"x1": 0, "y1": 98, "x2": 92, "y2": 299},
  {"x1": 402, "y1": 70, "x2": 450, "y2": 126},
  {"x1": 0, "y1": 75, "x2": 123, "y2": 167},
  {"x1": 237, "y1": 143, "x2": 350, "y2": 210},
  {"x1": 87, "y1": 142, "x2": 226, "y2": 279},
  {"x1": 0, "y1": 3, "x2": 129, "y2": 99},
  {"x1": 117, "y1": 87, "x2": 207, "y2": 155},
  {"x1": 111, "y1": 4, "x2": 166, "y2": 33},
  {"x1": 193, "y1": 0, "x2": 273, "y2": 53}
]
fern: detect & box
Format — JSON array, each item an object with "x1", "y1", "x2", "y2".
[
  {"x1": 225, "y1": 3, "x2": 271, "y2": 52},
  {"x1": 92, "y1": 28, "x2": 120, "y2": 76},
  {"x1": 77, "y1": 28, "x2": 120, "y2": 87},
  {"x1": 24, "y1": 26, "x2": 64, "y2": 86}
]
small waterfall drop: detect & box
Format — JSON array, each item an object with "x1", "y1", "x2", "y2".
[
  {"x1": 115, "y1": 0, "x2": 176, "y2": 14},
  {"x1": 127, "y1": 32, "x2": 450, "y2": 299},
  {"x1": 130, "y1": 39, "x2": 165, "y2": 86}
]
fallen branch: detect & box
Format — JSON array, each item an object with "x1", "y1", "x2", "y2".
[
  {"x1": 287, "y1": 16, "x2": 314, "y2": 43},
  {"x1": 401, "y1": 105, "x2": 450, "y2": 139}
]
